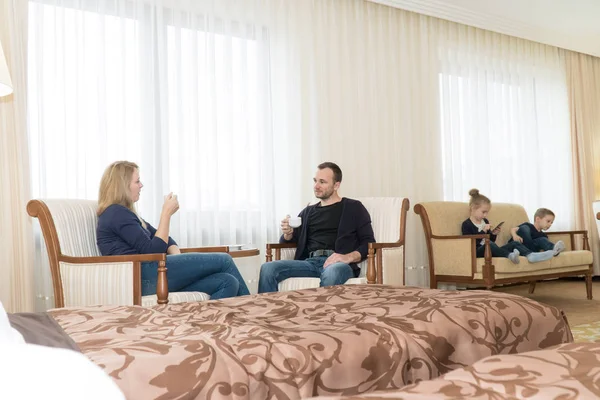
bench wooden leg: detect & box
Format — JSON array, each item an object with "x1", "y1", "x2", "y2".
[{"x1": 528, "y1": 281, "x2": 536, "y2": 294}]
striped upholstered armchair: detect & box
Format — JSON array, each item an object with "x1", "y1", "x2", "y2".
[
  {"x1": 265, "y1": 197, "x2": 410, "y2": 291},
  {"x1": 27, "y1": 199, "x2": 223, "y2": 308}
]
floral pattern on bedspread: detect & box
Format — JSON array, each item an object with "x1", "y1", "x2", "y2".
[
  {"x1": 49, "y1": 285, "x2": 572, "y2": 400},
  {"x1": 313, "y1": 342, "x2": 600, "y2": 400}
]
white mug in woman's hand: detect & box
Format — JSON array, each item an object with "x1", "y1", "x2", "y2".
[{"x1": 288, "y1": 217, "x2": 302, "y2": 228}]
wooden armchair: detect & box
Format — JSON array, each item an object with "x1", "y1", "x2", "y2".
[
  {"x1": 27, "y1": 199, "x2": 230, "y2": 307},
  {"x1": 265, "y1": 197, "x2": 410, "y2": 291},
  {"x1": 415, "y1": 201, "x2": 593, "y2": 299}
]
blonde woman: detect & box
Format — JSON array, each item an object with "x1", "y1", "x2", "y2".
[{"x1": 96, "y1": 161, "x2": 249, "y2": 299}]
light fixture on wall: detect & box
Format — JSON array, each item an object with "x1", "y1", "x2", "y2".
[{"x1": 0, "y1": 39, "x2": 13, "y2": 97}]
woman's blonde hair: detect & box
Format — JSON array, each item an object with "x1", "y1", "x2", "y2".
[
  {"x1": 97, "y1": 161, "x2": 139, "y2": 216},
  {"x1": 468, "y1": 188, "x2": 491, "y2": 210}
]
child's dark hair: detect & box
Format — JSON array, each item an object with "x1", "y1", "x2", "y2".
[
  {"x1": 534, "y1": 208, "x2": 555, "y2": 220},
  {"x1": 468, "y1": 188, "x2": 491, "y2": 209}
]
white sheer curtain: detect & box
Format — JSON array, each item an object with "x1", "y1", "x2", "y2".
[
  {"x1": 28, "y1": 0, "x2": 280, "y2": 308},
  {"x1": 437, "y1": 21, "x2": 573, "y2": 228},
  {"x1": 267, "y1": 1, "x2": 444, "y2": 287},
  {"x1": 0, "y1": 0, "x2": 34, "y2": 313}
]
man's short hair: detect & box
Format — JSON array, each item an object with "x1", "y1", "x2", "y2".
[
  {"x1": 317, "y1": 162, "x2": 343, "y2": 183},
  {"x1": 534, "y1": 208, "x2": 555, "y2": 220}
]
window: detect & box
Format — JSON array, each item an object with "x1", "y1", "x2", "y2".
[
  {"x1": 27, "y1": 0, "x2": 277, "y2": 308},
  {"x1": 438, "y1": 48, "x2": 574, "y2": 226}
]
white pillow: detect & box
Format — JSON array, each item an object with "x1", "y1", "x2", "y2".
[
  {"x1": 0, "y1": 344, "x2": 125, "y2": 400},
  {"x1": 0, "y1": 301, "x2": 24, "y2": 345},
  {"x1": 0, "y1": 302, "x2": 124, "y2": 400}
]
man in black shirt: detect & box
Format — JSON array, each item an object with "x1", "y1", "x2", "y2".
[{"x1": 258, "y1": 162, "x2": 375, "y2": 293}]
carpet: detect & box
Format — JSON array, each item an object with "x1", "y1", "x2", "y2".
[
  {"x1": 494, "y1": 279, "x2": 600, "y2": 326},
  {"x1": 571, "y1": 321, "x2": 600, "y2": 342}
]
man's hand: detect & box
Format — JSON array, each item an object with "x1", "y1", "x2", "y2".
[
  {"x1": 281, "y1": 215, "x2": 294, "y2": 240},
  {"x1": 323, "y1": 251, "x2": 361, "y2": 268}
]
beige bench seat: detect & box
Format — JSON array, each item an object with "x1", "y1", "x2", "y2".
[{"x1": 415, "y1": 201, "x2": 593, "y2": 299}]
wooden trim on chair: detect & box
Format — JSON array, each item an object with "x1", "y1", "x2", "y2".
[
  {"x1": 156, "y1": 260, "x2": 168, "y2": 304},
  {"x1": 180, "y1": 246, "x2": 229, "y2": 253},
  {"x1": 59, "y1": 254, "x2": 166, "y2": 263},
  {"x1": 265, "y1": 243, "x2": 297, "y2": 262},
  {"x1": 376, "y1": 250, "x2": 384, "y2": 284},
  {"x1": 133, "y1": 262, "x2": 142, "y2": 305},
  {"x1": 230, "y1": 249, "x2": 260, "y2": 258},
  {"x1": 547, "y1": 230, "x2": 588, "y2": 235},
  {"x1": 367, "y1": 198, "x2": 410, "y2": 285},
  {"x1": 27, "y1": 200, "x2": 66, "y2": 308},
  {"x1": 413, "y1": 203, "x2": 436, "y2": 289},
  {"x1": 368, "y1": 242, "x2": 405, "y2": 249},
  {"x1": 482, "y1": 238, "x2": 495, "y2": 289},
  {"x1": 367, "y1": 248, "x2": 376, "y2": 284},
  {"x1": 399, "y1": 198, "x2": 409, "y2": 286},
  {"x1": 546, "y1": 230, "x2": 588, "y2": 251}
]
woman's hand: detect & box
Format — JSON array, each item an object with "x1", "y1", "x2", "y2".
[
  {"x1": 162, "y1": 193, "x2": 179, "y2": 217},
  {"x1": 483, "y1": 224, "x2": 491, "y2": 232},
  {"x1": 491, "y1": 226, "x2": 502, "y2": 235},
  {"x1": 167, "y1": 245, "x2": 181, "y2": 254}
]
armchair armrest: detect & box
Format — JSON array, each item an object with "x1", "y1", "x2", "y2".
[
  {"x1": 266, "y1": 243, "x2": 298, "y2": 249},
  {"x1": 59, "y1": 253, "x2": 166, "y2": 263},
  {"x1": 57, "y1": 253, "x2": 168, "y2": 306},
  {"x1": 368, "y1": 241, "x2": 404, "y2": 249},
  {"x1": 427, "y1": 234, "x2": 490, "y2": 279},
  {"x1": 367, "y1": 241, "x2": 406, "y2": 284},
  {"x1": 180, "y1": 246, "x2": 229, "y2": 253},
  {"x1": 265, "y1": 243, "x2": 297, "y2": 262},
  {"x1": 546, "y1": 230, "x2": 590, "y2": 251},
  {"x1": 431, "y1": 234, "x2": 489, "y2": 240},
  {"x1": 547, "y1": 230, "x2": 587, "y2": 235}
]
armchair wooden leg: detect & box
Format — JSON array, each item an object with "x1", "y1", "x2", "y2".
[
  {"x1": 528, "y1": 281, "x2": 536, "y2": 294},
  {"x1": 157, "y1": 260, "x2": 169, "y2": 304},
  {"x1": 586, "y1": 270, "x2": 593, "y2": 300},
  {"x1": 265, "y1": 247, "x2": 273, "y2": 262},
  {"x1": 367, "y1": 249, "x2": 376, "y2": 284}
]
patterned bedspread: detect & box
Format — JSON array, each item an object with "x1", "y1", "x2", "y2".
[
  {"x1": 49, "y1": 285, "x2": 572, "y2": 400},
  {"x1": 313, "y1": 342, "x2": 600, "y2": 400}
]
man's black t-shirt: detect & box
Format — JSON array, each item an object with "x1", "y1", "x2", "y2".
[{"x1": 306, "y1": 201, "x2": 343, "y2": 253}]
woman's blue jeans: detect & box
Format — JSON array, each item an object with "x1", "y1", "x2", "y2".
[{"x1": 141, "y1": 252, "x2": 250, "y2": 300}]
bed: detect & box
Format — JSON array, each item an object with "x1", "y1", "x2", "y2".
[
  {"x1": 22, "y1": 285, "x2": 573, "y2": 399},
  {"x1": 311, "y1": 342, "x2": 600, "y2": 400}
]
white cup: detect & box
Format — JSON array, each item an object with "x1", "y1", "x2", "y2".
[{"x1": 288, "y1": 216, "x2": 302, "y2": 228}]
